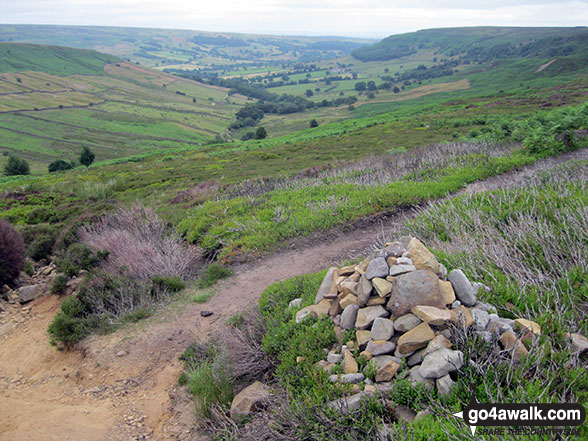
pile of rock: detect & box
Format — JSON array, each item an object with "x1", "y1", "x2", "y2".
[{"x1": 292, "y1": 237, "x2": 554, "y2": 400}]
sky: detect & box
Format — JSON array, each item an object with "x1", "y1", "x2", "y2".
[{"x1": 1, "y1": 0, "x2": 587, "y2": 38}]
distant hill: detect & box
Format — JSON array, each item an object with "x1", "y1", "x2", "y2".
[
  {"x1": 0, "y1": 43, "x2": 120, "y2": 75},
  {"x1": 0, "y1": 24, "x2": 374, "y2": 68},
  {"x1": 352, "y1": 27, "x2": 588, "y2": 63}
]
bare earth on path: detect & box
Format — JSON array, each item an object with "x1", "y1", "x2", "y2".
[{"x1": 0, "y1": 147, "x2": 586, "y2": 441}]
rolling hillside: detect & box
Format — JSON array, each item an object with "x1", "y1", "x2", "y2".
[
  {"x1": 0, "y1": 24, "x2": 374, "y2": 69},
  {"x1": 0, "y1": 43, "x2": 250, "y2": 173}
]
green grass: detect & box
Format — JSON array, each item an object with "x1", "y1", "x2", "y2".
[{"x1": 191, "y1": 290, "x2": 215, "y2": 304}]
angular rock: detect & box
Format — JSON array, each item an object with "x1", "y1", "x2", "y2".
[
  {"x1": 328, "y1": 391, "x2": 373, "y2": 413},
  {"x1": 448, "y1": 269, "x2": 476, "y2": 306},
  {"x1": 295, "y1": 306, "x2": 312, "y2": 323},
  {"x1": 375, "y1": 359, "x2": 400, "y2": 382},
  {"x1": 372, "y1": 277, "x2": 393, "y2": 297},
  {"x1": 357, "y1": 276, "x2": 373, "y2": 306},
  {"x1": 394, "y1": 313, "x2": 422, "y2": 332},
  {"x1": 499, "y1": 331, "x2": 528, "y2": 363},
  {"x1": 439, "y1": 280, "x2": 456, "y2": 305},
  {"x1": 423, "y1": 335, "x2": 452, "y2": 355},
  {"x1": 340, "y1": 294, "x2": 358, "y2": 309},
  {"x1": 386, "y1": 257, "x2": 398, "y2": 267},
  {"x1": 386, "y1": 270, "x2": 444, "y2": 319},
  {"x1": 436, "y1": 374, "x2": 455, "y2": 397},
  {"x1": 394, "y1": 405, "x2": 417, "y2": 423},
  {"x1": 407, "y1": 348, "x2": 426, "y2": 367},
  {"x1": 412, "y1": 305, "x2": 452, "y2": 326},
  {"x1": 328, "y1": 297, "x2": 341, "y2": 317},
  {"x1": 340, "y1": 304, "x2": 360, "y2": 330},
  {"x1": 408, "y1": 366, "x2": 434, "y2": 391},
  {"x1": 367, "y1": 296, "x2": 387, "y2": 306},
  {"x1": 406, "y1": 238, "x2": 440, "y2": 273},
  {"x1": 340, "y1": 281, "x2": 360, "y2": 297},
  {"x1": 315, "y1": 267, "x2": 337, "y2": 304},
  {"x1": 339, "y1": 265, "x2": 356, "y2": 276},
  {"x1": 365, "y1": 257, "x2": 389, "y2": 280},
  {"x1": 17, "y1": 284, "x2": 45, "y2": 303},
  {"x1": 356, "y1": 330, "x2": 371, "y2": 349},
  {"x1": 514, "y1": 318, "x2": 541, "y2": 335},
  {"x1": 366, "y1": 340, "x2": 396, "y2": 356},
  {"x1": 450, "y1": 306, "x2": 474, "y2": 328},
  {"x1": 389, "y1": 264, "x2": 416, "y2": 276},
  {"x1": 437, "y1": 263, "x2": 448, "y2": 279},
  {"x1": 370, "y1": 317, "x2": 395, "y2": 341},
  {"x1": 564, "y1": 333, "x2": 588, "y2": 355},
  {"x1": 397, "y1": 257, "x2": 413, "y2": 265},
  {"x1": 317, "y1": 360, "x2": 337, "y2": 373},
  {"x1": 328, "y1": 373, "x2": 365, "y2": 384},
  {"x1": 471, "y1": 308, "x2": 490, "y2": 331},
  {"x1": 383, "y1": 238, "x2": 410, "y2": 258},
  {"x1": 355, "y1": 305, "x2": 389, "y2": 330},
  {"x1": 327, "y1": 353, "x2": 342, "y2": 364},
  {"x1": 310, "y1": 299, "x2": 331, "y2": 318},
  {"x1": 343, "y1": 349, "x2": 359, "y2": 374},
  {"x1": 419, "y1": 349, "x2": 464, "y2": 379},
  {"x1": 397, "y1": 322, "x2": 435, "y2": 355},
  {"x1": 230, "y1": 381, "x2": 271, "y2": 420}
]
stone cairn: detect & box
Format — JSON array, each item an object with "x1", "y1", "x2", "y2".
[{"x1": 289, "y1": 237, "x2": 588, "y2": 412}]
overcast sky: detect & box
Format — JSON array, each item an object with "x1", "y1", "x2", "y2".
[{"x1": 1, "y1": 0, "x2": 587, "y2": 38}]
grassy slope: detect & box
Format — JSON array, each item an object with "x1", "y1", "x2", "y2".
[{"x1": 0, "y1": 43, "x2": 250, "y2": 173}]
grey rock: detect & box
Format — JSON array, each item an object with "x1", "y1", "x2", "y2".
[
  {"x1": 395, "y1": 405, "x2": 417, "y2": 422},
  {"x1": 394, "y1": 346, "x2": 414, "y2": 359},
  {"x1": 328, "y1": 373, "x2": 365, "y2": 384},
  {"x1": 386, "y1": 270, "x2": 444, "y2": 319},
  {"x1": 394, "y1": 313, "x2": 422, "y2": 332},
  {"x1": 407, "y1": 348, "x2": 426, "y2": 367},
  {"x1": 327, "y1": 353, "x2": 343, "y2": 364},
  {"x1": 451, "y1": 300, "x2": 462, "y2": 309},
  {"x1": 315, "y1": 267, "x2": 337, "y2": 304},
  {"x1": 357, "y1": 276, "x2": 373, "y2": 306},
  {"x1": 437, "y1": 263, "x2": 448, "y2": 279},
  {"x1": 370, "y1": 355, "x2": 400, "y2": 370},
  {"x1": 340, "y1": 304, "x2": 360, "y2": 330},
  {"x1": 436, "y1": 374, "x2": 455, "y2": 396},
  {"x1": 288, "y1": 298, "x2": 303, "y2": 309},
  {"x1": 408, "y1": 366, "x2": 434, "y2": 391},
  {"x1": 448, "y1": 269, "x2": 476, "y2": 306},
  {"x1": 355, "y1": 305, "x2": 389, "y2": 329},
  {"x1": 366, "y1": 340, "x2": 396, "y2": 356},
  {"x1": 389, "y1": 264, "x2": 416, "y2": 276},
  {"x1": 328, "y1": 391, "x2": 374, "y2": 413},
  {"x1": 397, "y1": 257, "x2": 413, "y2": 265},
  {"x1": 365, "y1": 258, "x2": 389, "y2": 280},
  {"x1": 370, "y1": 317, "x2": 395, "y2": 341},
  {"x1": 479, "y1": 331, "x2": 493, "y2": 343},
  {"x1": 383, "y1": 238, "x2": 410, "y2": 258},
  {"x1": 419, "y1": 349, "x2": 464, "y2": 379},
  {"x1": 471, "y1": 308, "x2": 490, "y2": 331},
  {"x1": 17, "y1": 284, "x2": 45, "y2": 303},
  {"x1": 333, "y1": 315, "x2": 341, "y2": 327}
]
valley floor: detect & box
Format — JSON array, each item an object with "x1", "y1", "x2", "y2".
[{"x1": 1, "y1": 147, "x2": 587, "y2": 441}]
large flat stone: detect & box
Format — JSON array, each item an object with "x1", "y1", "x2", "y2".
[
  {"x1": 386, "y1": 270, "x2": 444, "y2": 319},
  {"x1": 18, "y1": 284, "x2": 45, "y2": 303},
  {"x1": 230, "y1": 381, "x2": 271, "y2": 420},
  {"x1": 315, "y1": 267, "x2": 338, "y2": 303},
  {"x1": 370, "y1": 317, "x2": 395, "y2": 341},
  {"x1": 419, "y1": 348, "x2": 464, "y2": 379},
  {"x1": 397, "y1": 322, "x2": 435, "y2": 355},
  {"x1": 406, "y1": 238, "x2": 440, "y2": 273},
  {"x1": 448, "y1": 269, "x2": 476, "y2": 306},
  {"x1": 355, "y1": 305, "x2": 389, "y2": 330},
  {"x1": 365, "y1": 257, "x2": 389, "y2": 280}
]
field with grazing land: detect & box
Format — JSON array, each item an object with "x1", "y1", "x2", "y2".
[{"x1": 0, "y1": 43, "x2": 251, "y2": 172}]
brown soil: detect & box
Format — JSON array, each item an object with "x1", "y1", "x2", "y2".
[{"x1": 1, "y1": 147, "x2": 586, "y2": 441}]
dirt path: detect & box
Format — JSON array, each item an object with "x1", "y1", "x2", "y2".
[{"x1": 0, "y1": 147, "x2": 586, "y2": 441}]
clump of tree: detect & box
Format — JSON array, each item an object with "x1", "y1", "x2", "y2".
[
  {"x1": 0, "y1": 219, "x2": 26, "y2": 287},
  {"x1": 310, "y1": 119, "x2": 319, "y2": 128},
  {"x1": 255, "y1": 127, "x2": 267, "y2": 140},
  {"x1": 48, "y1": 160, "x2": 76, "y2": 173},
  {"x1": 79, "y1": 147, "x2": 95, "y2": 168},
  {"x1": 4, "y1": 156, "x2": 30, "y2": 176}
]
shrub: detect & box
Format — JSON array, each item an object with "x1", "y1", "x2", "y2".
[
  {"x1": 254, "y1": 126, "x2": 267, "y2": 140},
  {"x1": 79, "y1": 204, "x2": 199, "y2": 281},
  {"x1": 50, "y1": 275, "x2": 68, "y2": 294},
  {"x1": 48, "y1": 160, "x2": 74, "y2": 173},
  {"x1": 55, "y1": 243, "x2": 101, "y2": 277},
  {"x1": 197, "y1": 263, "x2": 233, "y2": 288},
  {"x1": 3, "y1": 156, "x2": 30, "y2": 176},
  {"x1": 151, "y1": 275, "x2": 185, "y2": 294},
  {"x1": 0, "y1": 219, "x2": 26, "y2": 286},
  {"x1": 310, "y1": 119, "x2": 319, "y2": 128},
  {"x1": 191, "y1": 290, "x2": 214, "y2": 303},
  {"x1": 27, "y1": 233, "x2": 55, "y2": 261},
  {"x1": 23, "y1": 260, "x2": 34, "y2": 276}
]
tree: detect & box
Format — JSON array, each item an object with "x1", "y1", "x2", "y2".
[
  {"x1": 305, "y1": 89, "x2": 314, "y2": 97},
  {"x1": 310, "y1": 119, "x2": 319, "y2": 128},
  {"x1": 254, "y1": 127, "x2": 267, "y2": 140},
  {"x1": 354, "y1": 81, "x2": 366, "y2": 91},
  {"x1": 4, "y1": 156, "x2": 30, "y2": 176},
  {"x1": 393, "y1": 86, "x2": 400, "y2": 94},
  {"x1": 367, "y1": 81, "x2": 377, "y2": 91},
  {"x1": 48, "y1": 160, "x2": 74, "y2": 173},
  {"x1": 79, "y1": 146, "x2": 95, "y2": 167}
]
